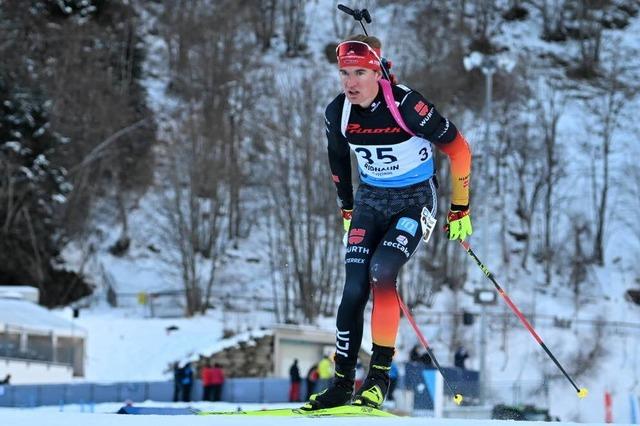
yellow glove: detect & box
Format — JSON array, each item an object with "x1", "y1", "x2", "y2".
[
  {"x1": 341, "y1": 209, "x2": 352, "y2": 246},
  {"x1": 341, "y1": 209, "x2": 353, "y2": 232},
  {"x1": 447, "y1": 209, "x2": 472, "y2": 241}
]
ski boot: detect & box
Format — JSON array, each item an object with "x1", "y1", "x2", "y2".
[
  {"x1": 300, "y1": 370, "x2": 354, "y2": 411},
  {"x1": 352, "y1": 344, "x2": 394, "y2": 408}
]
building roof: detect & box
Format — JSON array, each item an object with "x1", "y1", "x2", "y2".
[
  {"x1": 0, "y1": 298, "x2": 86, "y2": 337},
  {"x1": 187, "y1": 328, "x2": 272, "y2": 363},
  {"x1": 0, "y1": 286, "x2": 39, "y2": 303}
]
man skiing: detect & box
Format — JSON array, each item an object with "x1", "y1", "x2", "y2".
[{"x1": 302, "y1": 34, "x2": 472, "y2": 411}]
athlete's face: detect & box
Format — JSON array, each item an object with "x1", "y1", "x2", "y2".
[{"x1": 339, "y1": 67, "x2": 381, "y2": 108}]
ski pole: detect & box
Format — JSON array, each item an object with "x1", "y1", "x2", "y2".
[
  {"x1": 454, "y1": 238, "x2": 588, "y2": 399},
  {"x1": 397, "y1": 294, "x2": 463, "y2": 405}
]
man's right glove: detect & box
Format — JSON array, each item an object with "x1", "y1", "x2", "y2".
[
  {"x1": 447, "y1": 209, "x2": 472, "y2": 241},
  {"x1": 341, "y1": 209, "x2": 352, "y2": 246}
]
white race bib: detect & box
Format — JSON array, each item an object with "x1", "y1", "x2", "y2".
[{"x1": 349, "y1": 136, "x2": 432, "y2": 179}]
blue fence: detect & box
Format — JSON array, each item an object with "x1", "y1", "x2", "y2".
[
  {"x1": 405, "y1": 364, "x2": 480, "y2": 409},
  {"x1": 0, "y1": 378, "x2": 297, "y2": 407},
  {"x1": 0, "y1": 369, "x2": 478, "y2": 408}
]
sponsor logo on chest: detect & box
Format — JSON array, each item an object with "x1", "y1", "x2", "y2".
[{"x1": 347, "y1": 123, "x2": 401, "y2": 134}]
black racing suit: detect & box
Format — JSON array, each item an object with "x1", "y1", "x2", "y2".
[{"x1": 325, "y1": 81, "x2": 462, "y2": 374}]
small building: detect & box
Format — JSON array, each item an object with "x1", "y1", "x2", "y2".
[
  {"x1": 271, "y1": 324, "x2": 370, "y2": 380},
  {"x1": 186, "y1": 324, "x2": 370, "y2": 380},
  {"x1": 0, "y1": 286, "x2": 86, "y2": 384}
]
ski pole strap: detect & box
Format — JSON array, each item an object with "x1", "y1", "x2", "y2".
[
  {"x1": 341, "y1": 209, "x2": 353, "y2": 220},
  {"x1": 379, "y1": 79, "x2": 415, "y2": 137},
  {"x1": 447, "y1": 209, "x2": 470, "y2": 222}
]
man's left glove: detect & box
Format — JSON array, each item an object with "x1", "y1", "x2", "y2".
[
  {"x1": 341, "y1": 209, "x2": 352, "y2": 246},
  {"x1": 341, "y1": 209, "x2": 353, "y2": 232},
  {"x1": 447, "y1": 209, "x2": 472, "y2": 241}
]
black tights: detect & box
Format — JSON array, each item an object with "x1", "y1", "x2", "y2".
[{"x1": 334, "y1": 180, "x2": 436, "y2": 372}]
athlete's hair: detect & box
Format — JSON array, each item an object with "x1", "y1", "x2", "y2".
[{"x1": 345, "y1": 34, "x2": 382, "y2": 50}]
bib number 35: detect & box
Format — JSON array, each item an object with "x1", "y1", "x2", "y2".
[{"x1": 354, "y1": 147, "x2": 398, "y2": 164}]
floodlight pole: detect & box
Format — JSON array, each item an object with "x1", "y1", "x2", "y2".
[
  {"x1": 474, "y1": 288, "x2": 496, "y2": 407},
  {"x1": 479, "y1": 303, "x2": 487, "y2": 405},
  {"x1": 480, "y1": 58, "x2": 497, "y2": 159},
  {"x1": 479, "y1": 57, "x2": 496, "y2": 264}
]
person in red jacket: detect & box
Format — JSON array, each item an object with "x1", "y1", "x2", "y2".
[
  {"x1": 201, "y1": 361, "x2": 214, "y2": 401},
  {"x1": 288, "y1": 359, "x2": 302, "y2": 402},
  {"x1": 210, "y1": 362, "x2": 225, "y2": 401}
]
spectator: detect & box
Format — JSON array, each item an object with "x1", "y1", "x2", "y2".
[
  {"x1": 409, "y1": 345, "x2": 421, "y2": 362},
  {"x1": 181, "y1": 362, "x2": 194, "y2": 402},
  {"x1": 0, "y1": 374, "x2": 10, "y2": 385},
  {"x1": 388, "y1": 362, "x2": 398, "y2": 401},
  {"x1": 172, "y1": 362, "x2": 182, "y2": 402},
  {"x1": 210, "y1": 363, "x2": 225, "y2": 401},
  {"x1": 454, "y1": 346, "x2": 469, "y2": 369},
  {"x1": 317, "y1": 354, "x2": 333, "y2": 380},
  {"x1": 201, "y1": 361, "x2": 214, "y2": 401},
  {"x1": 421, "y1": 352, "x2": 435, "y2": 369},
  {"x1": 410, "y1": 344, "x2": 434, "y2": 368},
  {"x1": 305, "y1": 364, "x2": 319, "y2": 401},
  {"x1": 288, "y1": 359, "x2": 301, "y2": 402}
]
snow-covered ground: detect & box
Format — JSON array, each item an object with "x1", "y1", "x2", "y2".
[
  {"x1": 45, "y1": 301, "x2": 639, "y2": 423},
  {"x1": 66, "y1": 308, "x2": 224, "y2": 382},
  {"x1": 52, "y1": 303, "x2": 283, "y2": 382},
  {"x1": 0, "y1": 402, "x2": 633, "y2": 426}
]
